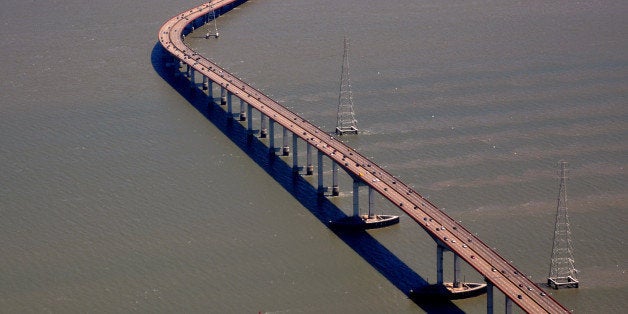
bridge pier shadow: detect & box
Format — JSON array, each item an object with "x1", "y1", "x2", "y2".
[{"x1": 151, "y1": 43, "x2": 464, "y2": 313}]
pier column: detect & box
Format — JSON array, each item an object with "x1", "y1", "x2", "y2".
[
  {"x1": 175, "y1": 59, "x2": 183, "y2": 76},
  {"x1": 453, "y1": 253, "x2": 461, "y2": 288},
  {"x1": 189, "y1": 68, "x2": 195, "y2": 88},
  {"x1": 505, "y1": 296, "x2": 513, "y2": 314},
  {"x1": 207, "y1": 80, "x2": 213, "y2": 99},
  {"x1": 229, "y1": 93, "x2": 234, "y2": 115},
  {"x1": 306, "y1": 144, "x2": 313, "y2": 175},
  {"x1": 239, "y1": 99, "x2": 247, "y2": 121},
  {"x1": 220, "y1": 86, "x2": 227, "y2": 105},
  {"x1": 317, "y1": 150, "x2": 324, "y2": 194},
  {"x1": 186, "y1": 64, "x2": 191, "y2": 77},
  {"x1": 486, "y1": 280, "x2": 494, "y2": 314},
  {"x1": 352, "y1": 179, "x2": 360, "y2": 217},
  {"x1": 247, "y1": 105, "x2": 253, "y2": 132},
  {"x1": 269, "y1": 119, "x2": 275, "y2": 154},
  {"x1": 202, "y1": 76, "x2": 208, "y2": 90},
  {"x1": 282, "y1": 127, "x2": 290, "y2": 156},
  {"x1": 260, "y1": 114, "x2": 268, "y2": 138},
  {"x1": 292, "y1": 134, "x2": 298, "y2": 172},
  {"x1": 227, "y1": 93, "x2": 233, "y2": 117},
  {"x1": 332, "y1": 162, "x2": 339, "y2": 196},
  {"x1": 436, "y1": 245, "x2": 444, "y2": 285},
  {"x1": 368, "y1": 186, "x2": 375, "y2": 217}
]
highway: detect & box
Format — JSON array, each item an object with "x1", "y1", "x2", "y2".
[{"x1": 158, "y1": 1, "x2": 571, "y2": 312}]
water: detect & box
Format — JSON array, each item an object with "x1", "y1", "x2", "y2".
[{"x1": 1, "y1": 0, "x2": 626, "y2": 312}]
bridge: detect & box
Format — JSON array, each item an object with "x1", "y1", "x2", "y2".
[{"x1": 157, "y1": 1, "x2": 571, "y2": 313}]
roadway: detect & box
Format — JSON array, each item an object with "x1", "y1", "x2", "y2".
[{"x1": 158, "y1": 1, "x2": 571, "y2": 312}]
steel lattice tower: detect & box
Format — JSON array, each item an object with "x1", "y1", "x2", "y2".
[
  {"x1": 547, "y1": 161, "x2": 579, "y2": 289},
  {"x1": 335, "y1": 37, "x2": 358, "y2": 135},
  {"x1": 204, "y1": 3, "x2": 219, "y2": 39}
]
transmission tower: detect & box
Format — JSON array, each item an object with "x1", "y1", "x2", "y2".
[
  {"x1": 204, "y1": 3, "x2": 219, "y2": 39},
  {"x1": 335, "y1": 37, "x2": 358, "y2": 135},
  {"x1": 547, "y1": 161, "x2": 579, "y2": 289}
]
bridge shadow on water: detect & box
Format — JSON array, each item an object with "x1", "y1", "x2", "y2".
[{"x1": 151, "y1": 43, "x2": 464, "y2": 313}]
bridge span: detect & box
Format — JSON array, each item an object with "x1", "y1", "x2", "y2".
[{"x1": 158, "y1": 1, "x2": 570, "y2": 313}]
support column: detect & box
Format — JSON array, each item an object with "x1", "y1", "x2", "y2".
[
  {"x1": 175, "y1": 59, "x2": 182, "y2": 77},
  {"x1": 352, "y1": 179, "x2": 360, "y2": 217},
  {"x1": 282, "y1": 127, "x2": 290, "y2": 156},
  {"x1": 186, "y1": 64, "x2": 191, "y2": 77},
  {"x1": 332, "y1": 162, "x2": 339, "y2": 196},
  {"x1": 454, "y1": 253, "x2": 461, "y2": 288},
  {"x1": 229, "y1": 95, "x2": 237, "y2": 117},
  {"x1": 317, "y1": 150, "x2": 324, "y2": 194},
  {"x1": 247, "y1": 105, "x2": 253, "y2": 132},
  {"x1": 260, "y1": 114, "x2": 268, "y2": 138},
  {"x1": 227, "y1": 93, "x2": 233, "y2": 117},
  {"x1": 368, "y1": 187, "x2": 375, "y2": 217},
  {"x1": 306, "y1": 144, "x2": 313, "y2": 175},
  {"x1": 189, "y1": 68, "x2": 195, "y2": 88},
  {"x1": 202, "y1": 76, "x2": 208, "y2": 90},
  {"x1": 437, "y1": 245, "x2": 444, "y2": 285},
  {"x1": 505, "y1": 297, "x2": 513, "y2": 314},
  {"x1": 220, "y1": 86, "x2": 227, "y2": 105},
  {"x1": 486, "y1": 280, "x2": 494, "y2": 314},
  {"x1": 292, "y1": 134, "x2": 298, "y2": 172},
  {"x1": 207, "y1": 80, "x2": 213, "y2": 99},
  {"x1": 240, "y1": 99, "x2": 247, "y2": 121},
  {"x1": 269, "y1": 119, "x2": 275, "y2": 154}
]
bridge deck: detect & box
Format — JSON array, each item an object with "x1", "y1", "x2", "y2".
[{"x1": 158, "y1": 1, "x2": 570, "y2": 313}]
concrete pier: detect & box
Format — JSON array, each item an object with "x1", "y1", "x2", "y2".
[
  {"x1": 220, "y1": 86, "x2": 227, "y2": 105},
  {"x1": 239, "y1": 99, "x2": 247, "y2": 121},
  {"x1": 487, "y1": 280, "x2": 494, "y2": 314},
  {"x1": 306, "y1": 144, "x2": 313, "y2": 175},
  {"x1": 352, "y1": 179, "x2": 360, "y2": 216},
  {"x1": 260, "y1": 114, "x2": 268, "y2": 138},
  {"x1": 282, "y1": 127, "x2": 290, "y2": 156},
  {"x1": 292, "y1": 133, "x2": 298, "y2": 172},
  {"x1": 332, "y1": 162, "x2": 339, "y2": 196},
  {"x1": 454, "y1": 253, "x2": 461, "y2": 288},
  {"x1": 368, "y1": 186, "x2": 375, "y2": 216},
  {"x1": 269, "y1": 119, "x2": 275, "y2": 154},
  {"x1": 227, "y1": 92, "x2": 233, "y2": 116},
  {"x1": 247, "y1": 104, "x2": 253, "y2": 132},
  {"x1": 317, "y1": 150, "x2": 324, "y2": 194},
  {"x1": 437, "y1": 245, "x2": 444, "y2": 285}
]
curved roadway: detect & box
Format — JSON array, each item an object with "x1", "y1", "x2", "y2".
[{"x1": 158, "y1": 1, "x2": 570, "y2": 313}]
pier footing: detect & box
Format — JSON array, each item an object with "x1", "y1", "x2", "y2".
[{"x1": 410, "y1": 282, "x2": 487, "y2": 300}]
